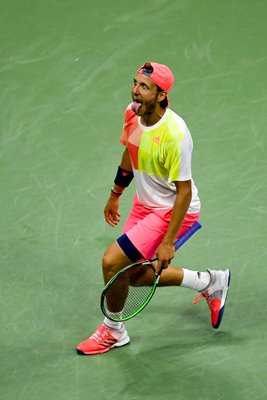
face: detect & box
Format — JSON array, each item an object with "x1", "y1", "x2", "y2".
[{"x1": 131, "y1": 73, "x2": 165, "y2": 116}]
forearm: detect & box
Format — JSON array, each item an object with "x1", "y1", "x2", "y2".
[
  {"x1": 162, "y1": 181, "x2": 192, "y2": 245},
  {"x1": 112, "y1": 148, "x2": 133, "y2": 195},
  {"x1": 106, "y1": 149, "x2": 134, "y2": 225},
  {"x1": 120, "y1": 148, "x2": 133, "y2": 172}
]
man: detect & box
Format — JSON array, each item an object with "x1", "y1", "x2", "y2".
[{"x1": 76, "y1": 62, "x2": 231, "y2": 355}]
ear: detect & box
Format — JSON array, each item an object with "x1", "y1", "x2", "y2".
[{"x1": 157, "y1": 91, "x2": 168, "y2": 103}]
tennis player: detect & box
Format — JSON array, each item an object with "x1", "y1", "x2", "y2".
[{"x1": 76, "y1": 62, "x2": 231, "y2": 355}]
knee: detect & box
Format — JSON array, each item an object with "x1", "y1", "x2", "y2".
[
  {"x1": 102, "y1": 250, "x2": 118, "y2": 283},
  {"x1": 102, "y1": 251, "x2": 112, "y2": 273}
]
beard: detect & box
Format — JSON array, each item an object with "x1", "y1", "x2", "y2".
[{"x1": 142, "y1": 99, "x2": 157, "y2": 115}]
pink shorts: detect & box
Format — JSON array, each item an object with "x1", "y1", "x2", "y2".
[{"x1": 119, "y1": 195, "x2": 200, "y2": 260}]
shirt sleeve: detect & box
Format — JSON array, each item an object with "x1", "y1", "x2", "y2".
[{"x1": 120, "y1": 105, "x2": 133, "y2": 146}]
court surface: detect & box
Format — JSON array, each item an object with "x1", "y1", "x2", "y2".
[{"x1": 1, "y1": 1, "x2": 267, "y2": 399}]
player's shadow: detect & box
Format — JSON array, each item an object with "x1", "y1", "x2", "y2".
[{"x1": 111, "y1": 327, "x2": 247, "y2": 399}]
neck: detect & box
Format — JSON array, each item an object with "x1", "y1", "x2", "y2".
[{"x1": 140, "y1": 108, "x2": 166, "y2": 126}]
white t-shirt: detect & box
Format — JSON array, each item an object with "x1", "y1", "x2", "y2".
[{"x1": 120, "y1": 105, "x2": 201, "y2": 214}]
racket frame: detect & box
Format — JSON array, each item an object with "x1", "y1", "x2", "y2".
[{"x1": 100, "y1": 221, "x2": 202, "y2": 321}]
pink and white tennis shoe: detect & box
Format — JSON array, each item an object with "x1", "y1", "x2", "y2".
[{"x1": 76, "y1": 324, "x2": 130, "y2": 355}]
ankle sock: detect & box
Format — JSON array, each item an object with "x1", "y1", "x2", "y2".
[
  {"x1": 181, "y1": 269, "x2": 210, "y2": 292},
  {"x1": 104, "y1": 317, "x2": 124, "y2": 331}
]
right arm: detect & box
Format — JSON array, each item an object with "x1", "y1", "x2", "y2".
[{"x1": 104, "y1": 148, "x2": 133, "y2": 227}]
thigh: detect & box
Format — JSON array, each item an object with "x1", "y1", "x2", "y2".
[
  {"x1": 103, "y1": 241, "x2": 132, "y2": 269},
  {"x1": 123, "y1": 210, "x2": 201, "y2": 261},
  {"x1": 121, "y1": 194, "x2": 151, "y2": 234},
  {"x1": 102, "y1": 241, "x2": 133, "y2": 283},
  {"x1": 125, "y1": 211, "x2": 169, "y2": 260}
]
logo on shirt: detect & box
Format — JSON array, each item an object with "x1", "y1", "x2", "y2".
[{"x1": 152, "y1": 136, "x2": 160, "y2": 144}]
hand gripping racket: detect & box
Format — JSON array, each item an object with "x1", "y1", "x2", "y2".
[{"x1": 100, "y1": 221, "x2": 202, "y2": 322}]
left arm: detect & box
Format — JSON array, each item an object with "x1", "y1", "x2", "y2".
[
  {"x1": 155, "y1": 180, "x2": 192, "y2": 271},
  {"x1": 104, "y1": 148, "x2": 133, "y2": 227}
]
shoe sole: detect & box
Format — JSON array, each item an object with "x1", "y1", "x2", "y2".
[{"x1": 213, "y1": 269, "x2": 231, "y2": 329}]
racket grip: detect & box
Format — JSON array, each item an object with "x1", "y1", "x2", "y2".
[{"x1": 174, "y1": 221, "x2": 202, "y2": 251}]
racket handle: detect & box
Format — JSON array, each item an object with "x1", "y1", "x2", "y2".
[{"x1": 174, "y1": 221, "x2": 202, "y2": 251}]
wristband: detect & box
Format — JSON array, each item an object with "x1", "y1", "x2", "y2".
[
  {"x1": 114, "y1": 166, "x2": 134, "y2": 187},
  {"x1": 111, "y1": 188, "x2": 123, "y2": 197}
]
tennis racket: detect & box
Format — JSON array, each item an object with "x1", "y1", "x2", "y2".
[{"x1": 100, "y1": 221, "x2": 202, "y2": 322}]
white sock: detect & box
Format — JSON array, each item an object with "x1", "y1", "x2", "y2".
[
  {"x1": 104, "y1": 317, "x2": 124, "y2": 331},
  {"x1": 181, "y1": 269, "x2": 210, "y2": 292}
]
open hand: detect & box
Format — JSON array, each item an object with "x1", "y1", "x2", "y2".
[{"x1": 104, "y1": 197, "x2": 121, "y2": 227}]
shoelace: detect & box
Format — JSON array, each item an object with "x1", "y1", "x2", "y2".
[
  {"x1": 90, "y1": 326, "x2": 110, "y2": 342},
  {"x1": 193, "y1": 291, "x2": 212, "y2": 305}
]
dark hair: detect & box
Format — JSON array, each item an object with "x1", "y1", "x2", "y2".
[
  {"x1": 157, "y1": 86, "x2": 168, "y2": 109},
  {"x1": 141, "y1": 62, "x2": 154, "y2": 74}
]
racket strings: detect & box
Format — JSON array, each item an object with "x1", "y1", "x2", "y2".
[{"x1": 102, "y1": 264, "x2": 156, "y2": 320}]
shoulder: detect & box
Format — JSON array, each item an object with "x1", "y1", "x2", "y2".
[
  {"x1": 167, "y1": 109, "x2": 189, "y2": 135},
  {"x1": 162, "y1": 109, "x2": 193, "y2": 152},
  {"x1": 124, "y1": 103, "x2": 137, "y2": 124},
  {"x1": 121, "y1": 104, "x2": 139, "y2": 142},
  {"x1": 160, "y1": 109, "x2": 188, "y2": 143}
]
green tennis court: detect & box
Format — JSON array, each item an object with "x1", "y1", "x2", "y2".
[{"x1": 1, "y1": 1, "x2": 267, "y2": 399}]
